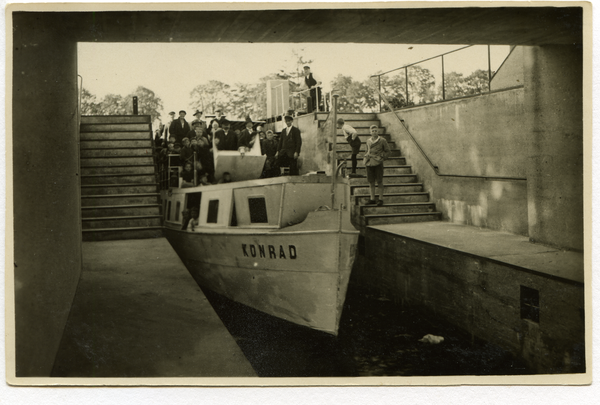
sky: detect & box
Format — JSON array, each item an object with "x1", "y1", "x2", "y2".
[{"x1": 78, "y1": 42, "x2": 510, "y2": 122}]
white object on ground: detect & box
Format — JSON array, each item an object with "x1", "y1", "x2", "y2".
[{"x1": 418, "y1": 334, "x2": 444, "y2": 344}]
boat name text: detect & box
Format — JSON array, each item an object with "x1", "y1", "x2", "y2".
[{"x1": 242, "y1": 244, "x2": 297, "y2": 259}]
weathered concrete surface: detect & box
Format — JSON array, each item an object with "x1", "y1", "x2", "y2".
[
  {"x1": 12, "y1": 14, "x2": 81, "y2": 377},
  {"x1": 378, "y1": 88, "x2": 529, "y2": 236},
  {"x1": 523, "y1": 45, "x2": 583, "y2": 251},
  {"x1": 490, "y1": 46, "x2": 524, "y2": 91},
  {"x1": 356, "y1": 222, "x2": 584, "y2": 373},
  {"x1": 51, "y1": 238, "x2": 256, "y2": 377}
]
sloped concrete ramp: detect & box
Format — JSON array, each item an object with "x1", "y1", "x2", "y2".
[{"x1": 51, "y1": 238, "x2": 256, "y2": 377}]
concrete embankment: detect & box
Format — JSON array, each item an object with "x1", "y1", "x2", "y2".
[{"x1": 51, "y1": 238, "x2": 256, "y2": 378}]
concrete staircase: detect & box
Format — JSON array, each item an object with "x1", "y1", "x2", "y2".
[
  {"x1": 317, "y1": 112, "x2": 442, "y2": 229},
  {"x1": 79, "y1": 115, "x2": 163, "y2": 241}
]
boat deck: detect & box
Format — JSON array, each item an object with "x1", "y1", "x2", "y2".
[{"x1": 51, "y1": 237, "x2": 256, "y2": 378}]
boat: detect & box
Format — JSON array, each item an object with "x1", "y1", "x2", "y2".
[{"x1": 160, "y1": 124, "x2": 359, "y2": 335}]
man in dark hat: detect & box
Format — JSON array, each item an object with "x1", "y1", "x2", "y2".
[
  {"x1": 276, "y1": 114, "x2": 302, "y2": 175},
  {"x1": 237, "y1": 117, "x2": 257, "y2": 153},
  {"x1": 214, "y1": 119, "x2": 238, "y2": 151},
  {"x1": 215, "y1": 108, "x2": 226, "y2": 124},
  {"x1": 190, "y1": 110, "x2": 207, "y2": 136},
  {"x1": 169, "y1": 110, "x2": 190, "y2": 144},
  {"x1": 302, "y1": 65, "x2": 323, "y2": 112}
]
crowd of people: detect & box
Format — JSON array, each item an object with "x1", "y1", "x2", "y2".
[{"x1": 154, "y1": 109, "x2": 302, "y2": 188}]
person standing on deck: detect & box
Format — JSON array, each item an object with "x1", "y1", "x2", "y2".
[
  {"x1": 238, "y1": 117, "x2": 257, "y2": 154},
  {"x1": 162, "y1": 111, "x2": 176, "y2": 139},
  {"x1": 169, "y1": 110, "x2": 191, "y2": 144},
  {"x1": 276, "y1": 114, "x2": 302, "y2": 175},
  {"x1": 190, "y1": 110, "x2": 207, "y2": 136},
  {"x1": 214, "y1": 119, "x2": 239, "y2": 151},
  {"x1": 302, "y1": 65, "x2": 323, "y2": 112},
  {"x1": 363, "y1": 125, "x2": 390, "y2": 206}
]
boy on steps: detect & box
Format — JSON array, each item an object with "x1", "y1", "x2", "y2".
[{"x1": 363, "y1": 125, "x2": 390, "y2": 206}]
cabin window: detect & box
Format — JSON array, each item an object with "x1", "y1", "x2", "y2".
[
  {"x1": 186, "y1": 192, "x2": 202, "y2": 211},
  {"x1": 175, "y1": 202, "x2": 181, "y2": 221},
  {"x1": 248, "y1": 197, "x2": 268, "y2": 223},
  {"x1": 207, "y1": 200, "x2": 219, "y2": 223},
  {"x1": 520, "y1": 286, "x2": 540, "y2": 323},
  {"x1": 167, "y1": 201, "x2": 172, "y2": 221},
  {"x1": 230, "y1": 201, "x2": 238, "y2": 226}
]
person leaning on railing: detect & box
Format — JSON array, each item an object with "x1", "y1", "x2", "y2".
[{"x1": 302, "y1": 65, "x2": 322, "y2": 112}]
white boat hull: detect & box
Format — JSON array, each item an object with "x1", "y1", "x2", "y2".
[{"x1": 164, "y1": 209, "x2": 358, "y2": 335}]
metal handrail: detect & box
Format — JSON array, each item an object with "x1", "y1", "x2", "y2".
[
  {"x1": 369, "y1": 79, "x2": 526, "y2": 182},
  {"x1": 370, "y1": 45, "x2": 506, "y2": 110}
]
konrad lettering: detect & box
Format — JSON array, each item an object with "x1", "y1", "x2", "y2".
[{"x1": 242, "y1": 244, "x2": 297, "y2": 259}]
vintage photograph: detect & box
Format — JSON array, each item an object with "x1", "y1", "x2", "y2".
[{"x1": 6, "y1": 1, "x2": 590, "y2": 392}]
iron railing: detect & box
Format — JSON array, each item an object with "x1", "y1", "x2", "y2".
[{"x1": 371, "y1": 45, "x2": 513, "y2": 112}]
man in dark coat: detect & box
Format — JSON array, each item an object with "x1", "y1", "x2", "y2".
[
  {"x1": 303, "y1": 65, "x2": 323, "y2": 112},
  {"x1": 276, "y1": 114, "x2": 302, "y2": 175},
  {"x1": 169, "y1": 110, "x2": 190, "y2": 144},
  {"x1": 237, "y1": 118, "x2": 257, "y2": 152},
  {"x1": 214, "y1": 119, "x2": 238, "y2": 151}
]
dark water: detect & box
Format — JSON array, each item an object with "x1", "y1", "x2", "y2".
[{"x1": 201, "y1": 284, "x2": 533, "y2": 377}]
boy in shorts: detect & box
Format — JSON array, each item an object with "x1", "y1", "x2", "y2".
[
  {"x1": 363, "y1": 125, "x2": 390, "y2": 205},
  {"x1": 337, "y1": 118, "x2": 361, "y2": 175}
]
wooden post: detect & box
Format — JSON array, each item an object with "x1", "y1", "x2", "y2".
[{"x1": 331, "y1": 94, "x2": 339, "y2": 208}]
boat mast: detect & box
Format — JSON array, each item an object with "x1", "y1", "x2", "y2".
[{"x1": 330, "y1": 94, "x2": 339, "y2": 209}]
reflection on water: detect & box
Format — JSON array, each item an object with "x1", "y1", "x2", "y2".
[{"x1": 201, "y1": 284, "x2": 533, "y2": 377}]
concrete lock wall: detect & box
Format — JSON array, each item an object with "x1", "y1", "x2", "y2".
[
  {"x1": 523, "y1": 45, "x2": 583, "y2": 252},
  {"x1": 378, "y1": 88, "x2": 530, "y2": 236},
  {"x1": 12, "y1": 13, "x2": 82, "y2": 376},
  {"x1": 359, "y1": 228, "x2": 585, "y2": 373}
]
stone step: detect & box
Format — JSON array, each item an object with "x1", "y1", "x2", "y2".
[
  {"x1": 81, "y1": 215, "x2": 162, "y2": 229},
  {"x1": 338, "y1": 142, "x2": 400, "y2": 153},
  {"x1": 81, "y1": 139, "x2": 152, "y2": 148},
  {"x1": 351, "y1": 165, "x2": 412, "y2": 175},
  {"x1": 80, "y1": 123, "x2": 150, "y2": 132},
  {"x1": 360, "y1": 202, "x2": 436, "y2": 215},
  {"x1": 330, "y1": 119, "x2": 381, "y2": 128},
  {"x1": 81, "y1": 193, "x2": 160, "y2": 206},
  {"x1": 81, "y1": 115, "x2": 151, "y2": 124},
  {"x1": 339, "y1": 157, "x2": 407, "y2": 166},
  {"x1": 315, "y1": 112, "x2": 377, "y2": 121},
  {"x1": 336, "y1": 133, "x2": 391, "y2": 142},
  {"x1": 80, "y1": 156, "x2": 155, "y2": 166},
  {"x1": 81, "y1": 204, "x2": 161, "y2": 218},
  {"x1": 80, "y1": 131, "x2": 152, "y2": 140},
  {"x1": 81, "y1": 183, "x2": 159, "y2": 195},
  {"x1": 349, "y1": 174, "x2": 418, "y2": 184},
  {"x1": 364, "y1": 212, "x2": 442, "y2": 226},
  {"x1": 354, "y1": 192, "x2": 430, "y2": 205},
  {"x1": 81, "y1": 173, "x2": 157, "y2": 185},
  {"x1": 80, "y1": 147, "x2": 154, "y2": 157},
  {"x1": 82, "y1": 226, "x2": 164, "y2": 242},
  {"x1": 351, "y1": 183, "x2": 424, "y2": 194},
  {"x1": 80, "y1": 164, "x2": 156, "y2": 175}
]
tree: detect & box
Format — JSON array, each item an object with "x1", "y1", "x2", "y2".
[
  {"x1": 441, "y1": 69, "x2": 490, "y2": 100},
  {"x1": 80, "y1": 88, "x2": 101, "y2": 115},
  {"x1": 189, "y1": 80, "x2": 232, "y2": 116},
  {"x1": 97, "y1": 94, "x2": 127, "y2": 115},
  {"x1": 124, "y1": 86, "x2": 164, "y2": 122}
]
